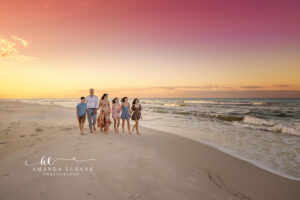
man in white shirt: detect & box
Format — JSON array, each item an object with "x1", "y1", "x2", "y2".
[{"x1": 86, "y1": 88, "x2": 99, "y2": 133}]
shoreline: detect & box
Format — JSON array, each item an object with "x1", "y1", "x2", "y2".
[
  {"x1": 0, "y1": 100, "x2": 299, "y2": 199},
  {"x1": 142, "y1": 124, "x2": 300, "y2": 182},
  {"x1": 2, "y1": 99, "x2": 299, "y2": 181}
]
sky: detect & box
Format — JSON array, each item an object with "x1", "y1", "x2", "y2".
[{"x1": 0, "y1": 0, "x2": 300, "y2": 98}]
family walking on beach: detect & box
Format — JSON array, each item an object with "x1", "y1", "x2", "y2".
[{"x1": 76, "y1": 88, "x2": 142, "y2": 135}]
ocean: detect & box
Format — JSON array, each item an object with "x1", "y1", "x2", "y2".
[{"x1": 3, "y1": 98, "x2": 300, "y2": 181}]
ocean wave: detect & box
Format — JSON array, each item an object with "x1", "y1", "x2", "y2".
[
  {"x1": 251, "y1": 102, "x2": 268, "y2": 105},
  {"x1": 213, "y1": 114, "x2": 243, "y2": 122},
  {"x1": 184, "y1": 100, "x2": 272, "y2": 106},
  {"x1": 243, "y1": 116, "x2": 275, "y2": 126},
  {"x1": 141, "y1": 100, "x2": 164, "y2": 105},
  {"x1": 143, "y1": 99, "x2": 288, "y2": 109},
  {"x1": 146, "y1": 106, "x2": 300, "y2": 135},
  {"x1": 148, "y1": 108, "x2": 169, "y2": 114},
  {"x1": 267, "y1": 125, "x2": 298, "y2": 135},
  {"x1": 164, "y1": 101, "x2": 186, "y2": 107},
  {"x1": 146, "y1": 107, "x2": 244, "y2": 122},
  {"x1": 183, "y1": 100, "x2": 217, "y2": 104},
  {"x1": 233, "y1": 116, "x2": 300, "y2": 136},
  {"x1": 184, "y1": 100, "x2": 249, "y2": 105}
]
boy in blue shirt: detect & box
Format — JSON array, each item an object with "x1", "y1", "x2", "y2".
[{"x1": 76, "y1": 97, "x2": 87, "y2": 135}]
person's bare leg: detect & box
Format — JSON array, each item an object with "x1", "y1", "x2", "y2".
[
  {"x1": 136, "y1": 120, "x2": 140, "y2": 135},
  {"x1": 116, "y1": 118, "x2": 120, "y2": 133},
  {"x1": 104, "y1": 115, "x2": 109, "y2": 133},
  {"x1": 113, "y1": 118, "x2": 117, "y2": 133},
  {"x1": 127, "y1": 119, "x2": 131, "y2": 134},
  {"x1": 131, "y1": 121, "x2": 136, "y2": 134},
  {"x1": 78, "y1": 122, "x2": 83, "y2": 134},
  {"x1": 80, "y1": 123, "x2": 84, "y2": 134},
  {"x1": 122, "y1": 119, "x2": 125, "y2": 133},
  {"x1": 100, "y1": 114, "x2": 104, "y2": 132}
]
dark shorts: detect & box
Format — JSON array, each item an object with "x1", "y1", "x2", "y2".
[{"x1": 78, "y1": 115, "x2": 86, "y2": 124}]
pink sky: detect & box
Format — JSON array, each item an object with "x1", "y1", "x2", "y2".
[{"x1": 1, "y1": 0, "x2": 300, "y2": 98}]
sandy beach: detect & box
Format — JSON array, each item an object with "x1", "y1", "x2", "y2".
[{"x1": 0, "y1": 101, "x2": 299, "y2": 200}]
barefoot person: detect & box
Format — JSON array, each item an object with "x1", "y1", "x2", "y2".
[
  {"x1": 121, "y1": 97, "x2": 131, "y2": 133},
  {"x1": 86, "y1": 88, "x2": 98, "y2": 133},
  {"x1": 76, "y1": 97, "x2": 87, "y2": 135},
  {"x1": 112, "y1": 97, "x2": 121, "y2": 133},
  {"x1": 131, "y1": 98, "x2": 142, "y2": 135},
  {"x1": 98, "y1": 93, "x2": 111, "y2": 132}
]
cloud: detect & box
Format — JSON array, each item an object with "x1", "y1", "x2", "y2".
[
  {"x1": 76, "y1": 84, "x2": 297, "y2": 95},
  {"x1": 240, "y1": 86, "x2": 266, "y2": 89},
  {"x1": 0, "y1": 36, "x2": 35, "y2": 61},
  {"x1": 177, "y1": 85, "x2": 222, "y2": 90},
  {"x1": 274, "y1": 84, "x2": 290, "y2": 88},
  {"x1": 11, "y1": 35, "x2": 28, "y2": 47},
  {"x1": 240, "y1": 85, "x2": 294, "y2": 89},
  {"x1": 147, "y1": 86, "x2": 176, "y2": 90}
]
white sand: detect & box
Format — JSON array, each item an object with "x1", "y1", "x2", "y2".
[{"x1": 0, "y1": 101, "x2": 299, "y2": 200}]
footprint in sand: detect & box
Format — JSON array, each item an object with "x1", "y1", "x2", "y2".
[
  {"x1": 61, "y1": 127, "x2": 72, "y2": 131},
  {"x1": 86, "y1": 192, "x2": 92, "y2": 196},
  {"x1": 19, "y1": 135, "x2": 26, "y2": 138},
  {"x1": 0, "y1": 141, "x2": 7, "y2": 145},
  {"x1": 3, "y1": 173, "x2": 10, "y2": 177},
  {"x1": 35, "y1": 128, "x2": 43, "y2": 132},
  {"x1": 30, "y1": 134, "x2": 38, "y2": 137},
  {"x1": 11, "y1": 122, "x2": 21, "y2": 127},
  {"x1": 207, "y1": 171, "x2": 253, "y2": 200}
]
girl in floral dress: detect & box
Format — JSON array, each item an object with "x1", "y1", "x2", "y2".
[
  {"x1": 112, "y1": 97, "x2": 121, "y2": 133},
  {"x1": 98, "y1": 93, "x2": 111, "y2": 132}
]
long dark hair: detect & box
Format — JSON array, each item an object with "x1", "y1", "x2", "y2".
[
  {"x1": 101, "y1": 93, "x2": 108, "y2": 100},
  {"x1": 121, "y1": 97, "x2": 128, "y2": 103},
  {"x1": 112, "y1": 97, "x2": 118, "y2": 104},
  {"x1": 132, "y1": 98, "x2": 139, "y2": 105}
]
